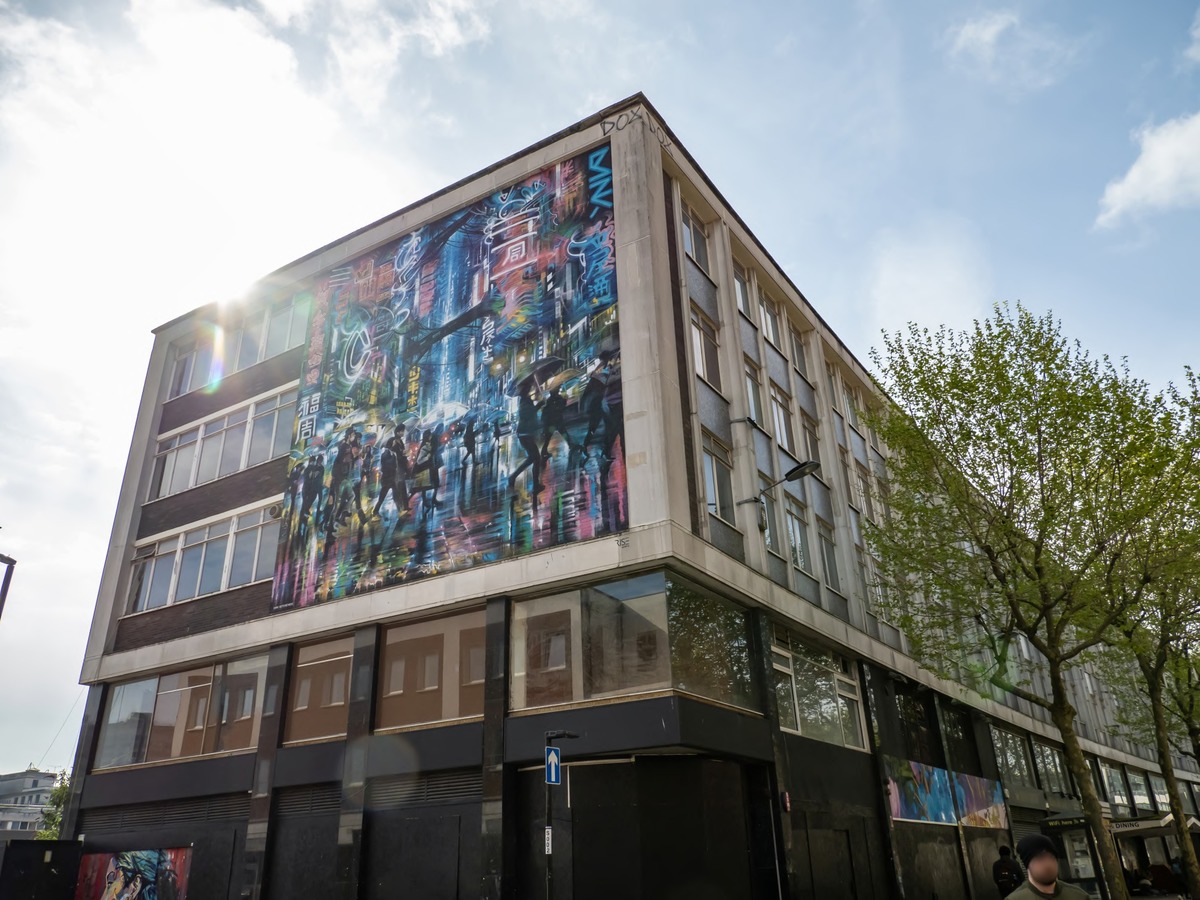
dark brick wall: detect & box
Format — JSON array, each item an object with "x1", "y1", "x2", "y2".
[
  {"x1": 159, "y1": 345, "x2": 304, "y2": 433},
  {"x1": 138, "y1": 457, "x2": 289, "y2": 538},
  {"x1": 112, "y1": 580, "x2": 274, "y2": 651}
]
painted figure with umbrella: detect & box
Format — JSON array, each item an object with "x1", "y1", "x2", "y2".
[{"x1": 505, "y1": 356, "x2": 565, "y2": 493}]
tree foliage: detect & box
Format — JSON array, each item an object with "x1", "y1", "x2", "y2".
[
  {"x1": 36, "y1": 770, "x2": 70, "y2": 841},
  {"x1": 864, "y1": 302, "x2": 1195, "y2": 900}
]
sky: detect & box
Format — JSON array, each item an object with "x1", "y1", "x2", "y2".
[{"x1": 1, "y1": 0, "x2": 1198, "y2": 775}]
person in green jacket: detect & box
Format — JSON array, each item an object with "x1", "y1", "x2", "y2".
[{"x1": 1005, "y1": 834, "x2": 1089, "y2": 899}]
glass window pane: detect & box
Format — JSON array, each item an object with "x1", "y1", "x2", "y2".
[
  {"x1": 265, "y1": 306, "x2": 291, "y2": 359},
  {"x1": 95, "y1": 678, "x2": 158, "y2": 768},
  {"x1": 247, "y1": 413, "x2": 275, "y2": 467},
  {"x1": 667, "y1": 579, "x2": 756, "y2": 710},
  {"x1": 235, "y1": 318, "x2": 263, "y2": 372},
  {"x1": 379, "y1": 613, "x2": 486, "y2": 729},
  {"x1": 168, "y1": 442, "x2": 196, "y2": 495},
  {"x1": 254, "y1": 521, "x2": 280, "y2": 581},
  {"x1": 285, "y1": 638, "x2": 353, "y2": 743},
  {"x1": 145, "y1": 668, "x2": 212, "y2": 762},
  {"x1": 775, "y1": 669, "x2": 798, "y2": 731},
  {"x1": 272, "y1": 404, "x2": 295, "y2": 458},
  {"x1": 189, "y1": 344, "x2": 213, "y2": 392},
  {"x1": 144, "y1": 551, "x2": 175, "y2": 610},
  {"x1": 228, "y1": 529, "x2": 257, "y2": 587},
  {"x1": 198, "y1": 535, "x2": 228, "y2": 595},
  {"x1": 793, "y1": 648, "x2": 842, "y2": 744},
  {"x1": 175, "y1": 545, "x2": 202, "y2": 602},
  {"x1": 839, "y1": 695, "x2": 865, "y2": 748},
  {"x1": 195, "y1": 433, "x2": 222, "y2": 485},
  {"x1": 289, "y1": 298, "x2": 310, "y2": 348},
  {"x1": 218, "y1": 422, "x2": 246, "y2": 477},
  {"x1": 217, "y1": 656, "x2": 268, "y2": 752}
]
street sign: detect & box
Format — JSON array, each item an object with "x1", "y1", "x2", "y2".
[
  {"x1": 545, "y1": 826, "x2": 552, "y2": 855},
  {"x1": 545, "y1": 747, "x2": 561, "y2": 785}
]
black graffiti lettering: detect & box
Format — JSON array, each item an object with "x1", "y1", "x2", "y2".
[{"x1": 599, "y1": 106, "x2": 672, "y2": 153}]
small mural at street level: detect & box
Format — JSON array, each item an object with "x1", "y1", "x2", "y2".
[
  {"x1": 272, "y1": 144, "x2": 626, "y2": 609},
  {"x1": 953, "y1": 772, "x2": 1009, "y2": 829},
  {"x1": 885, "y1": 756, "x2": 956, "y2": 825},
  {"x1": 75, "y1": 848, "x2": 191, "y2": 900},
  {"x1": 884, "y1": 756, "x2": 1010, "y2": 828}
]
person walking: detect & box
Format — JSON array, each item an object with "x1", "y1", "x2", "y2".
[{"x1": 993, "y1": 846, "x2": 1024, "y2": 898}]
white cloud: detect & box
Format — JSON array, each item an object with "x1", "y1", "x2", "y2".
[
  {"x1": 1095, "y1": 111, "x2": 1200, "y2": 228},
  {"x1": 945, "y1": 10, "x2": 1081, "y2": 92},
  {"x1": 864, "y1": 213, "x2": 994, "y2": 342},
  {"x1": 1186, "y1": 6, "x2": 1200, "y2": 65}
]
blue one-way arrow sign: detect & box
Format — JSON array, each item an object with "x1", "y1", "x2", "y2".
[{"x1": 545, "y1": 747, "x2": 562, "y2": 785}]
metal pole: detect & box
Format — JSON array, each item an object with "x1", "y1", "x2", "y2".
[
  {"x1": 0, "y1": 554, "x2": 15, "y2": 624},
  {"x1": 545, "y1": 735, "x2": 554, "y2": 900}
]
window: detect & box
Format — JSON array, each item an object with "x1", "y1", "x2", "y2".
[
  {"x1": 228, "y1": 508, "x2": 281, "y2": 589},
  {"x1": 992, "y1": 728, "x2": 1036, "y2": 788},
  {"x1": 128, "y1": 506, "x2": 280, "y2": 612},
  {"x1": 169, "y1": 338, "x2": 215, "y2": 399},
  {"x1": 941, "y1": 707, "x2": 982, "y2": 776},
  {"x1": 668, "y1": 579, "x2": 757, "y2": 710},
  {"x1": 690, "y1": 307, "x2": 722, "y2": 390},
  {"x1": 733, "y1": 262, "x2": 752, "y2": 316},
  {"x1": 1101, "y1": 762, "x2": 1129, "y2": 807},
  {"x1": 167, "y1": 297, "x2": 309, "y2": 400},
  {"x1": 701, "y1": 432, "x2": 735, "y2": 523},
  {"x1": 769, "y1": 382, "x2": 795, "y2": 454},
  {"x1": 1033, "y1": 742, "x2": 1071, "y2": 795},
  {"x1": 510, "y1": 574, "x2": 670, "y2": 710},
  {"x1": 789, "y1": 326, "x2": 810, "y2": 379},
  {"x1": 801, "y1": 413, "x2": 821, "y2": 472},
  {"x1": 856, "y1": 464, "x2": 875, "y2": 521},
  {"x1": 1149, "y1": 774, "x2": 1171, "y2": 811},
  {"x1": 825, "y1": 364, "x2": 839, "y2": 411},
  {"x1": 375, "y1": 613, "x2": 490, "y2": 730},
  {"x1": 149, "y1": 389, "x2": 298, "y2": 499},
  {"x1": 760, "y1": 474, "x2": 781, "y2": 556},
  {"x1": 759, "y1": 292, "x2": 781, "y2": 346},
  {"x1": 284, "y1": 637, "x2": 354, "y2": 743},
  {"x1": 818, "y1": 522, "x2": 841, "y2": 593},
  {"x1": 843, "y1": 384, "x2": 861, "y2": 430},
  {"x1": 680, "y1": 203, "x2": 710, "y2": 272},
  {"x1": 773, "y1": 627, "x2": 866, "y2": 749},
  {"x1": 744, "y1": 360, "x2": 765, "y2": 426},
  {"x1": 897, "y1": 688, "x2": 943, "y2": 766},
  {"x1": 93, "y1": 656, "x2": 268, "y2": 769},
  {"x1": 784, "y1": 500, "x2": 813, "y2": 573},
  {"x1": 1127, "y1": 770, "x2": 1152, "y2": 812}
]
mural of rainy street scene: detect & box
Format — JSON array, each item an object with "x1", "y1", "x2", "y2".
[{"x1": 272, "y1": 144, "x2": 626, "y2": 610}]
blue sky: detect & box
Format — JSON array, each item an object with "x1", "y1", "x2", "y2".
[{"x1": 0, "y1": 0, "x2": 1197, "y2": 774}]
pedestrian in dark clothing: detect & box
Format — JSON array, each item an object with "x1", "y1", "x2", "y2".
[
  {"x1": 994, "y1": 846, "x2": 1024, "y2": 898},
  {"x1": 462, "y1": 419, "x2": 478, "y2": 466},
  {"x1": 300, "y1": 454, "x2": 325, "y2": 522},
  {"x1": 539, "y1": 386, "x2": 574, "y2": 456},
  {"x1": 1006, "y1": 835, "x2": 1088, "y2": 900},
  {"x1": 509, "y1": 391, "x2": 542, "y2": 492}
]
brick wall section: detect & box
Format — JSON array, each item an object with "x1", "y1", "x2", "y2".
[
  {"x1": 159, "y1": 346, "x2": 305, "y2": 433},
  {"x1": 112, "y1": 580, "x2": 274, "y2": 652},
  {"x1": 139, "y1": 457, "x2": 289, "y2": 538}
]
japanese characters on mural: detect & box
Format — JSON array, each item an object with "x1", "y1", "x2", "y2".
[
  {"x1": 272, "y1": 144, "x2": 625, "y2": 609},
  {"x1": 75, "y1": 849, "x2": 191, "y2": 900}
]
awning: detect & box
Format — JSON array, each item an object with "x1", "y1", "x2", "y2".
[{"x1": 1109, "y1": 814, "x2": 1200, "y2": 837}]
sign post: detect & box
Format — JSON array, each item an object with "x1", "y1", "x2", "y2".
[{"x1": 544, "y1": 729, "x2": 578, "y2": 900}]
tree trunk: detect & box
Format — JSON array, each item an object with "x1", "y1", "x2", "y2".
[
  {"x1": 1146, "y1": 670, "x2": 1200, "y2": 898},
  {"x1": 1048, "y1": 665, "x2": 1130, "y2": 900}
]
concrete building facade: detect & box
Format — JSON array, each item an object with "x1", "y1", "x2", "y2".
[
  {"x1": 64, "y1": 95, "x2": 1200, "y2": 900},
  {"x1": 0, "y1": 768, "x2": 57, "y2": 841}
]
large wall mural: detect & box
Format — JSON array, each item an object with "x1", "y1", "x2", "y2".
[
  {"x1": 272, "y1": 144, "x2": 625, "y2": 609},
  {"x1": 75, "y1": 849, "x2": 191, "y2": 900}
]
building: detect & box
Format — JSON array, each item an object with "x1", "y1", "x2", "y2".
[
  {"x1": 0, "y1": 768, "x2": 57, "y2": 841},
  {"x1": 64, "y1": 94, "x2": 1200, "y2": 900}
]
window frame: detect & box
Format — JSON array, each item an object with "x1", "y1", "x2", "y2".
[
  {"x1": 769, "y1": 381, "x2": 796, "y2": 455},
  {"x1": 817, "y1": 520, "x2": 842, "y2": 594},
  {"x1": 690, "y1": 305, "x2": 723, "y2": 392},
  {"x1": 744, "y1": 358, "x2": 765, "y2": 427},
  {"x1": 680, "y1": 202, "x2": 711, "y2": 274},
  {"x1": 771, "y1": 627, "x2": 868, "y2": 751},
  {"x1": 700, "y1": 432, "x2": 736, "y2": 525},
  {"x1": 733, "y1": 261, "x2": 753, "y2": 318},
  {"x1": 788, "y1": 325, "x2": 810, "y2": 381},
  {"x1": 148, "y1": 386, "x2": 299, "y2": 501},
  {"x1": 759, "y1": 473, "x2": 783, "y2": 558},
  {"x1": 758, "y1": 291, "x2": 781, "y2": 347}
]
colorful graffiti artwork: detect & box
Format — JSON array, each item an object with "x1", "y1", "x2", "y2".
[
  {"x1": 884, "y1": 756, "x2": 957, "y2": 825},
  {"x1": 952, "y1": 772, "x2": 1009, "y2": 828},
  {"x1": 75, "y1": 848, "x2": 191, "y2": 900},
  {"x1": 272, "y1": 144, "x2": 626, "y2": 609}
]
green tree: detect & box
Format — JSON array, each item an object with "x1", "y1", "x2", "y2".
[
  {"x1": 35, "y1": 770, "x2": 70, "y2": 840},
  {"x1": 865, "y1": 303, "x2": 1191, "y2": 900}
]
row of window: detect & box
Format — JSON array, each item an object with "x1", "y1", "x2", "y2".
[
  {"x1": 129, "y1": 506, "x2": 280, "y2": 613},
  {"x1": 168, "y1": 296, "x2": 310, "y2": 399},
  {"x1": 149, "y1": 388, "x2": 297, "y2": 500},
  {"x1": 992, "y1": 724, "x2": 1200, "y2": 817},
  {"x1": 97, "y1": 572, "x2": 890, "y2": 771}
]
